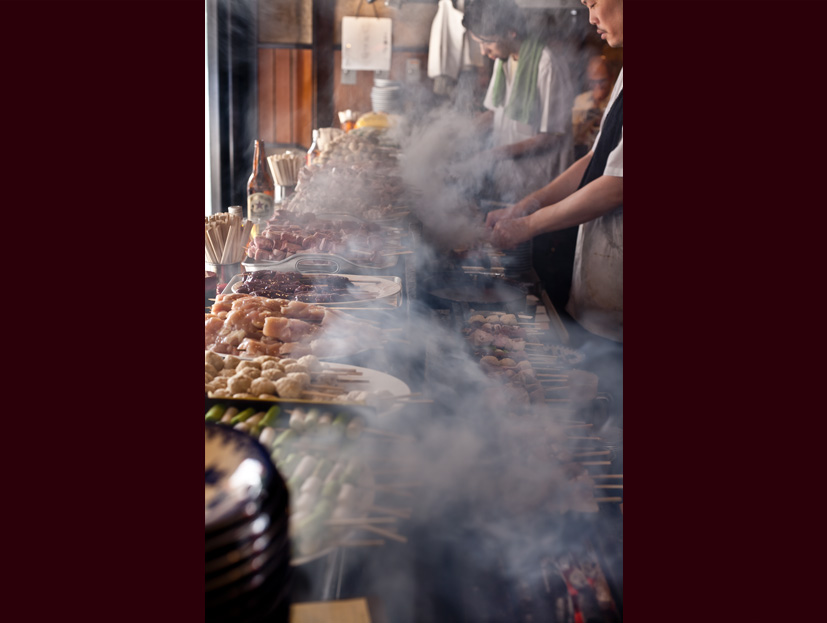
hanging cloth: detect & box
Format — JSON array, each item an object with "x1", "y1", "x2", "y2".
[{"x1": 489, "y1": 35, "x2": 544, "y2": 125}]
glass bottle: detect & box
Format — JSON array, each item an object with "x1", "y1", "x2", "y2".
[
  {"x1": 247, "y1": 140, "x2": 275, "y2": 229},
  {"x1": 306, "y1": 129, "x2": 321, "y2": 167}
]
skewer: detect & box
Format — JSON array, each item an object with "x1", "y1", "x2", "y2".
[
  {"x1": 594, "y1": 484, "x2": 623, "y2": 489},
  {"x1": 322, "y1": 367, "x2": 363, "y2": 375},
  {"x1": 563, "y1": 423, "x2": 592, "y2": 428},
  {"x1": 357, "y1": 525, "x2": 408, "y2": 543},
  {"x1": 591, "y1": 474, "x2": 623, "y2": 478},
  {"x1": 369, "y1": 505, "x2": 412, "y2": 518},
  {"x1": 337, "y1": 540, "x2": 386, "y2": 547},
  {"x1": 325, "y1": 517, "x2": 398, "y2": 526},
  {"x1": 594, "y1": 497, "x2": 623, "y2": 503},
  {"x1": 566, "y1": 436, "x2": 603, "y2": 440},
  {"x1": 579, "y1": 460, "x2": 612, "y2": 465},
  {"x1": 571, "y1": 450, "x2": 612, "y2": 457}
]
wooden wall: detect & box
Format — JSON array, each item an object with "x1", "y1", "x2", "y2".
[{"x1": 257, "y1": 48, "x2": 313, "y2": 149}]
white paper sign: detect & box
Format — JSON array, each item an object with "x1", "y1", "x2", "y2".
[{"x1": 341, "y1": 16, "x2": 392, "y2": 71}]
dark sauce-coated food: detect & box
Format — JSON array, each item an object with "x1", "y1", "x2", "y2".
[{"x1": 235, "y1": 271, "x2": 356, "y2": 303}]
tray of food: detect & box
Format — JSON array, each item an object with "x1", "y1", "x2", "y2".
[
  {"x1": 244, "y1": 210, "x2": 410, "y2": 271},
  {"x1": 205, "y1": 400, "x2": 411, "y2": 565},
  {"x1": 205, "y1": 352, "x2": 413, "y2": 417},
  {"x1": 222, "y1": 271, "x2": 402, "y2": 307},
  {"x1": 205, "y1": 293, "x2": 386, "y2": 360}
]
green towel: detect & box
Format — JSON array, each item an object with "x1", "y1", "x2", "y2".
[{"x1": 489, "y1": 35, "x2": 545, "y2": 126}]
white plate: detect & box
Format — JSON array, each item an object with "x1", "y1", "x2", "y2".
[
  {"x1": 326, "y1": 363, "x2": 411, "y2": 416},
  {"x1": 206, "y1": 357, "x2": 411, "y2": 416},
  {"x1": 225, "y1": 273, "x2": 402, "y2": 306}
]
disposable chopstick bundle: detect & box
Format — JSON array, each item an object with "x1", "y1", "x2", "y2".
[
  {"x1": 205, "y1": 212, "x2": 251, "y2": 264},
  {"x1": 268, "y1": 152, "x2": 303, "y2": 187}
]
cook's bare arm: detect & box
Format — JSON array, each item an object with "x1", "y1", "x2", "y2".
[
  {"x1": 490, "y1": 174, "x2": 621, "y2": 249},
  {"x1": 526, "y1": 174, "x2": 623, "y2": 235},
  {"x1": 485, "y1": 151, "x2": 594, "y2": 228}
]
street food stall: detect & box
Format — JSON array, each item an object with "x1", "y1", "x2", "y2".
[{"x1": 206, "y1": 2, "x2": 622, "y2": 622}]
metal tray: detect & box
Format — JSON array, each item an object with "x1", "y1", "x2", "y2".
[
  {"x1": 222, "y1": 272, "x2": 403, "y2": 308},
  {"x1": 243, "y1": 251, "x2": 399, "y2": 275}
]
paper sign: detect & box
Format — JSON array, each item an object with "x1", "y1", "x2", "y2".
[{"x1": 341, "y1": 17, "x2": 392, "y2": 71}]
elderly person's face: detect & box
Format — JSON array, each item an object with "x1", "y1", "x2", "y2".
[{"x1": 582, "y1": 0, "x2": 623, "y2": 48}]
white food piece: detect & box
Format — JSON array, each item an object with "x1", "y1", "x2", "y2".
[
  {"x1": 289, "y1": 409, "x2": 307, "y2": 431},
  {"x1": 226, "y1": 374, "x2": 252, "y2": 395},
  {"x1": 275, "y1": 377, "x2": 304, "y2": 399},
  {"x1": 500, "y1": 314, "x2": 517, "y2": 325},
  {"x1": 261, "y1": 360, "x2": 281, "y2": 371},
  {"x1": 220, "y1": 407, "x2": 237, "y2": 424},
  {"x1": 297, "y1": 355, "x2": 323, "y2": 372},
  {"x1": 205, "y1": 350, "x2": 225, "y2": 371},
  {"x1": 236, "y1": 366, "x2": 261, "y2": 379},
  {"x1": 290, "y1": 455, "x2": 318, "y2": 484},
  {"x1": 278, "y1": 358, "x2": 299, "y2": 369},
  {"x1": 237, "y1": 360, "x2": 262, "y2": 372},
  {"x1": 345, "y1": 390, "x2": 368, "y2": 403},
  {"x1": 293, "y1": 490, "x2": 319, "y2": 514},
  {"x1": 468, "y1": 314, "x2": 487, "y2": 324},
  {"x1": 337, "y1": 483, "x2": 358, "y2": 509},
  {"x1": 258, "y1": 427, "x2": 277, "y2": 448},
  {"x1": 223, "y1": 355, "x2": 241, "y2": 370},
  {"x1": 260, "y1": 367, "x2": 285, "y2": 381},
  {"x1": 254, "y1": 355, "x2": 278, "y2": 364},
  {"x1": 300, "y1": 475, "x2": 323, "y2": 496},
  {"x1": 210, "y1": 389, "x2": 231, "y2": 398},
  {"x1": 232, "y1": 393, "x2": 258, "y2": 400},
  {"x1": 205, "y1": 363, "x2": 219, "y2": 378},
  {"x1": 283, "y1": 363, "x2": 310, "y2": 375},
  {"x1": 249, "y1": 377, "x2": 277, "y2": 396},
  {"x1": 500, "y1": 358, "x2": 517, "y2": 368},
  {"x1": 286, "y1": 372, "x2": 311, "y2": 388},
  {"x1": 205, "y1": 372, "x2": 214, "y2": 384},
  {"x1": 480, "y1": 356, "x2": 500, "y2": 366},
  {"x1": 484, "y1": 315, "x2": 501, "y2": 323}
]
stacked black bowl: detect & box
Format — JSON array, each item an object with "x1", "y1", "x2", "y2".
[{"x1": 205, "y1": 422, "x2": 292, "y2": 623}]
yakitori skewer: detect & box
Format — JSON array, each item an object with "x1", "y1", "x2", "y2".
[
  {"x1": 358, "y1": 524, "x2": 408, "y2": 543},
  {"x1": 591, "y1": 474, "x2": 623, "y2": 478},
  {"x1": 325, "y1": 517, "x2": 398, "y2": 526},
  {"x1": 369, "y1": 505, "x2": 412, "y2": 519},
  {"x1": 594, "y1": 497, "x2": 623, "y2": 503},
  {"x1": 338, "y1": 539, "x2": 386, "y2": 547},
  {"x1": 595, "y1": 484, "x2": 623, "y2": 489},
  {"x1": 571, "y1": 450, "x2": 612, "y2": 457}
]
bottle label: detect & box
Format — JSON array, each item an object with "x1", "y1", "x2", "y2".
[{"x1": 248, "y1": 193, "x2": 275, "y2": 222}]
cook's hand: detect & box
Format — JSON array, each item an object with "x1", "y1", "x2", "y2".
[
  {"x1": 485, "y1": 206, "x2": 514, "y2": 229},
  {"x1": 490, "y1": 216, "x2": 534, "y2": 249}
]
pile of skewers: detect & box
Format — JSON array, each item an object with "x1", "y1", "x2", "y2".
[
  {"x1": 205, "y1": 211, "x2": 253, "y2": 265},
  {"x1": 267, "y1": 152, "x2": 303, "y2": 187}
]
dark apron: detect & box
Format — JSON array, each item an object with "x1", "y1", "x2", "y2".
[{"x1": 533, "y1": 89, "x2": 623, "y2": 310}]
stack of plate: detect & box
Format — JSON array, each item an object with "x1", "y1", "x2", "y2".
[
  {"x1": 205, "y1": 422, "x2": 292, "y2": 623},
  {"x1": 371, "y1": 78, "x2": 403, "y2": 114}
]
